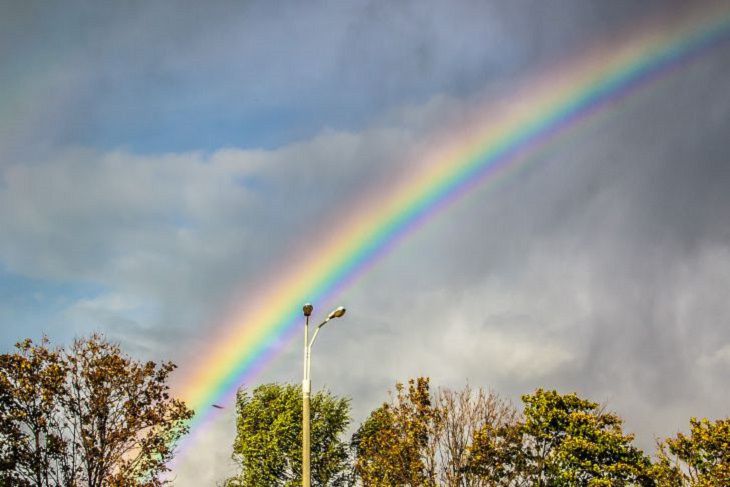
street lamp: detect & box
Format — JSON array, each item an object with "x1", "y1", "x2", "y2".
[{"x1": 302, "y1": 303, "x2": 346, "y2": 487}]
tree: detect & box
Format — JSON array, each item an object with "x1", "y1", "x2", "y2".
[
  {"x1": 0, "y1": 334, "x2": 193, "y2": 486},
  {"x1": 352, "y1": 378, "x2": 439, "y2": 486},
  {"x1": 63, "y1": 336, "x2": 194, "y2": 486},
  {"x1": 431, "y1": 385, "x2": 518, "y2": 486},
  {"x1": 466, "y1": 415, "x2": 527, "y2": 486},
  {"x1": 651, "y1": 417, "x2": 730, "y2": 486},
  {"x1": 225, "y1": 383, "x2": 351, "y2": 487},
  {"x1": 0, "y1": 338, "x2": 67, "y2": 487},
  {"x1": 353, "y1": 378, "x2": 517, "y2": 487},
  {"x1": 468, "y1": 389, "x2": 653, "y2": 486}
]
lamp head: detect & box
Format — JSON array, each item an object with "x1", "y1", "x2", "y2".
[
  {"x1": 327, "y1": 306, "x2": 346, "y2": 320},
  {"x1": 303, "y1": 303, "x2": 314, "y2": 317}
]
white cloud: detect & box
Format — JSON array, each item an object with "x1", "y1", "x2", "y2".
[{"x1": 698, "y1": 344, "x2": 730, "y2": 367}]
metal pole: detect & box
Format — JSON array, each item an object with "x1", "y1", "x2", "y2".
[
  {"x1": 302, "y1": 314, "x2": 311, "y2": 487},
  {"x1": 301, "y1": 304, "x2": 343, "y2": 487}
]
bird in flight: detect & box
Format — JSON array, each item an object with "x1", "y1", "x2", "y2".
[{"x1": 212, "y1": 404, "x2": 224, "y2": 409}]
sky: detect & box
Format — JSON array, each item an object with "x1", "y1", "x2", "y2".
[{"x1": 2, "y1": 0, "x2": 730, "y2": 485}]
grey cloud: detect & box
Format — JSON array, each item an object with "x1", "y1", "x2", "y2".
[
  {"x1": 209, "y1": 29, "x2": 730, "y2": 475},
  {"x1": 1, "y1": 1, "x2": 729, "y2": 484},
  {"x1": 1, "y1": 0, "x2": 687, "y2": 153}
]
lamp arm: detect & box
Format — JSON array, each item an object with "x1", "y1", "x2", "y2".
[
  {"x1": 308, "y1": 320, "x2": 328, "y2": 348},
  {"x1": 306, "y1": 320, "x2": 329, "y2": 380}
]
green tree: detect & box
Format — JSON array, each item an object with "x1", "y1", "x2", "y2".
[
  {"x1": 651, "y1": 417, "x2": 730, "y2": 486},
  {"x1": 225, "y1": 383, "x2": 351, "y2": 487},
  {"x1": 0, "y1": 335, "x2": 193, "y2": 486},
  {"x1": 468, "y1": 389, "x2": 653, "y2": 486}
]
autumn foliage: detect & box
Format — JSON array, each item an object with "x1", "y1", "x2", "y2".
[
  {"x1": 351, "y1": 379, "x2": 729, "y2": 486},
  {"x1": 2, "y1": 333, "x2": 730, "y2": 486},
  {"x1": 0, "y1": 335, "x2": 193, "y2": 487},
  {"x1": 353, "y1": 378, "x2": 438, "y2": 486}
]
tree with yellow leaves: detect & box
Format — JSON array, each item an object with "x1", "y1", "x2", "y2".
[
  {"x1": 651, "y1": 417, "x2": 730, "y2": 486},
  {"x1": 352, "y1": 378, "x2": 439, "y2": 486}
]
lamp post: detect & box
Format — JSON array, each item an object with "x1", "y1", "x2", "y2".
[{"x1": 302, "y1": 303, "x2": 346, "y2": 487}]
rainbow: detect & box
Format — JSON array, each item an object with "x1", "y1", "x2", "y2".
[{"x1": 176, "y1": 2, "x2": 730, "y2": 451}]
